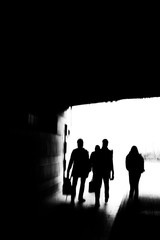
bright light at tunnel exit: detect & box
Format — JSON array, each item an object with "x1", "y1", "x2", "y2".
[
  {"x1": 52, "y1": 97, "x2": 160, "y2": 208},
  {"x1": 64, "y1": 97, "x2": 160, "y2": 198},
  {"x1": 66, "y1": 97, "x2": 160, "y2": 161}
]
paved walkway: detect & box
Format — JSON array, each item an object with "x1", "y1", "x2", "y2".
[
  {"x1": 41, "y1": 160, "x2": 160, "y2": 240},
  {"x1": 5, "y1": 161, "x2": 159, "y2": 240}
]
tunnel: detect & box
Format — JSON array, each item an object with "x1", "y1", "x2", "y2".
[
  {"x1": 3, "y1": 7, "x2": 160, "y2": 239},
  {"x1": 5, "y1": 82, "x2": 160, "y2": 240}
]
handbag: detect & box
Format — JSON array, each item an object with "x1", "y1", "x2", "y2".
[{"x1": 62, "y1": 177, "x2": 72, "y2": 195}]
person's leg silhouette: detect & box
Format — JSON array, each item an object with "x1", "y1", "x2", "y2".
[
  {"x1": 129, "y1": 172, "x2": 135, "y2": 199},
  {"x1": 94, "y1": 176, "x2": 102, "y2": 208},
  {"x1": 103, "y1": 176, "x2": 109, "y2": 203},
  {"x1": 71, "y1": 176, "x2": 78, "y2": 204},
  {"x1": 134, "y1": 174, "x2": 141, "y2": 200},
  {"x1": 78, "y1": 177, "x2": 86, "y2": 203}
]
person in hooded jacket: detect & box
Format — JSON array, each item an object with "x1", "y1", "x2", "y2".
[{"x1": 125, "y1": 145, "x2": 145, "y2": 200}]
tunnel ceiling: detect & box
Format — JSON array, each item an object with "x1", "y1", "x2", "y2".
[
  {"x1": 6, "y1": 39, "x2": 159, "y2": 116},
  {"x1": 5, "y1": 11, "x2": 159, "y2": 116},
  {"x1": 8, "y1": 77, "x2": 159, "y2": 116}
]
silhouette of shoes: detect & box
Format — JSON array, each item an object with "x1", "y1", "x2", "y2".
[{"x1": 78, "y1": 198, "x2": 86, "y2": 203}]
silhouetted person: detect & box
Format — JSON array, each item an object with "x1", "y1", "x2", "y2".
[
  {"x1": 67, "y1": 138, "x2": 90, "y2": 205},
  {"x1": 125, "y1": 145, "x2": 145, "y2": 200},
  {"x1": 90, "y1": 145, "x2": 101, "y2": 179},
  {"x1": 90, "y1": 145, "x2": 101, "y2": 203},
  {"x1": 91, "y1": 139, "x2": 114, "y2": 208}
]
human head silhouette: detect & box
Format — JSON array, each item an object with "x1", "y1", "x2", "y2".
[
  {"x1": 102, "y1": 139, "x2": 108, "y2": 148},
  {"x1": 77, "y1": 138, "x2": 83, "y2": 148},
  {"x1": 95, "y1": 145, "x2": 100, "y2": 151},
  {"x1": 130, "y1": 145, "x2": 139, "y2": 154}
]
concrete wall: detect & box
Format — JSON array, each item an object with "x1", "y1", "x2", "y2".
[{"x1": 8, "y1": 108, "x2": 68, "y2": 212}]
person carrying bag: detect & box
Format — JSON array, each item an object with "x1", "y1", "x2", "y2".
[{"x1": 62, "y1": 175, "x2": 72, "y2": 196}]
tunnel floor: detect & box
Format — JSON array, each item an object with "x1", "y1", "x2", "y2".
[
  {"x1": 33, "y1": 161, "x2": 160, "y2": 240},
  {"x1": 5, "y1": 161, "x2": 160, "y2": 240}
]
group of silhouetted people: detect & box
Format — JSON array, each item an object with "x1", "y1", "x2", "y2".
[{"x1": 67, "y1": 138, "x2": 145, "y2": 208}]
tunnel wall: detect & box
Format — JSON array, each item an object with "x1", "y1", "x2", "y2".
[{"x1": 8, "y1": 108, "x2": 67, "y2": 208}]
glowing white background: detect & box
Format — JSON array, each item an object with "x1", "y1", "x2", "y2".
[
  {"x1": 55, "y1": 98, "x2": 160, "y2": 211},
  {"x1": 67, "y1": 97, "x2": 160, "y2": 159},
  {"x1": 65, "y1": 97, "x2": 160, "y2": 198}
]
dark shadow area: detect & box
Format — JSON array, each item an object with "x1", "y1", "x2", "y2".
[
  {"x1": 109, "y1": 196, "x2": 160, "y2": 240},
  {"x1": 27, "y1": 201, "x2": 112, "y2": 240}
]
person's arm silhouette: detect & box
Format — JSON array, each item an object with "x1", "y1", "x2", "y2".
[{"x1": 110, "y1": 150, "x2": 114, "y2": 180}]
